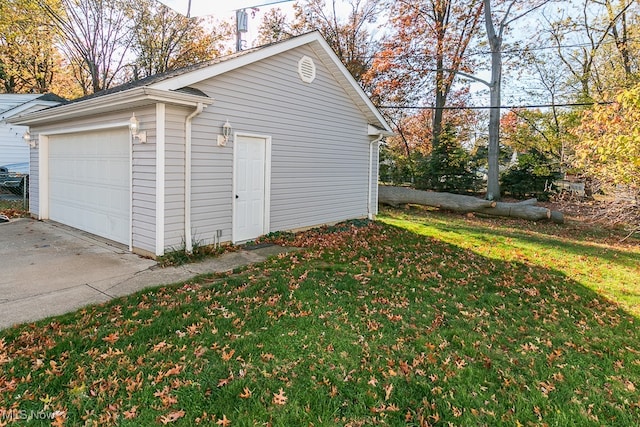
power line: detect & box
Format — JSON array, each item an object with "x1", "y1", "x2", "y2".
[
  {"x1": 376, "y1": 101, "x2": 613, "y2": 110},
  {"x1": 365, "y1": 36, "x2": 640, "y2": 61}
]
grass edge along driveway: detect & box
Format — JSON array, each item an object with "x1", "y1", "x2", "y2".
[{"x1": 1, "y1": 209, "x2": 639, "y2": 426}]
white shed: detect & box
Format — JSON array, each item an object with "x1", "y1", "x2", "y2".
[{"x1": 11, "y1": 32, "x2": 392, "y2": 257}]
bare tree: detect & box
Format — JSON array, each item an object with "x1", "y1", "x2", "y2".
[
  {"x1": 128, "y1": 0, "x2": 232, "y2": 79},
  {"x1": 257, "y1": 0, "x2": 381, "y2": 83},
  {"x1": 543, "y1": 0, "x2": 637, "y2": 101},
  {"x1": 40, "y1": 0, "x2": 132, "y2": 95}
]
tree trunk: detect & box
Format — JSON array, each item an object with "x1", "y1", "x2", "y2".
[
  {"x1": 379, "y1": 185, "x2": 564, "y2": 223},
  {"x1": 475, "y1": 202, "x2": 550, "y2": 221},
  {"x1": 484, "y1": 0, "x2": 502, "y2": 201},
  {"x1": 379, "y1": 186, "x2": 496, "y2": 212}
]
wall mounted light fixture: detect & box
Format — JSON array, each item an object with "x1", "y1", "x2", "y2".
[
  {"x1": 217, "y1": 120, "x2": 232, "y2": 146},
  {"x1": 130, "y1": 113, "x2": 147, "y2": 143},
  {"x1": 23, "y1": 131, "x2": 37, "y2": 148}
]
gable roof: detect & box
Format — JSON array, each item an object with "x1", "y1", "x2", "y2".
[
  {"x1": 0, "y1": 94, "x2": 41, "y2": 114},
  {"x1": 0, "y1": 94, "x2": 66, "y2": 120},
  {"x1": 11, "y1": 32, "x2": 391, "y2": 133},
  {"x1": 147, "y1": 32, "x2": 391, "y2": 133}
]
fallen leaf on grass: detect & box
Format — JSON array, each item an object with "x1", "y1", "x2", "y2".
[
  {"x1": 216, "y1": 414, "x2": 231, "y2": 426},
  {"x1": 273, "y1": 388, "x2": 288, "y2": 405},
  {"x1": 384, "y1": 383, "x2": 393, "y2": 401},
  {"x1": 123, "y1": 406, "x2": 138, "y2": 419},
  {"x1": 221, "y1": 349, "x2": 235, "y2": 361},
  {"x1": 51, "y1": 411, "x2": 67, "y2": 427},
  {"x1": 217, "y1": 376, "x2": 232, "y2": 388},
  {"x1": 329, "y1": 385, "x2": 338, "y2": 398},
  {"x1": 239, "y1": 387, "x2": 252, "y2": 398},
  {"x1": 371, "y1": 404, "x2": 401, "y2": 413},
  {"x1": 193, "y1": 346, "x2": 207, "y2": 358},
  {"x1": 153, "y1": 341, "x2": 171, "y2": 352},
  {"x1": 160, "y1": 410, "x2": 185, "y2": 424},
  {"x1": 261, "y1": 353, "x2": 275, "y2": 362},
  {"x1": 154, "y1": 386, "x2": 178, "y2": 407},
  {"x1": 166, "y1": 364, "x2": 183, "y2": 377},
  {"x1": 102, "y1": 332, "x2": 119, "y2": 344}
]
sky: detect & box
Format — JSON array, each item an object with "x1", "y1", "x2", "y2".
[
  {"x1": 157, "y1": 0, "x2": 296, "y2": 48},
  {"x1": 157, "y1": 0, "x2": 295, "y2": 18},
  {"x1": 154, "y1": 0, "x2": 569, "y2": 108}
]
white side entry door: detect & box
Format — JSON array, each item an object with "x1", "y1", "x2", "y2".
[{"x1": 233, "y1": 134, "x2": 270, "y2": 242}]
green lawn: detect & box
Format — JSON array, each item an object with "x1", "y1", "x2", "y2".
[{"x1": 1, "y1": 208, "x2": 639, "y2": 426}]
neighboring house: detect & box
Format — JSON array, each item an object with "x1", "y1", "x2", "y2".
[
  {"x1": 0, "y1": 94, "x2": 65, "y2": 165},
  {"x1": 11, "y1": 32, "x2": 392, "y2": 258}
]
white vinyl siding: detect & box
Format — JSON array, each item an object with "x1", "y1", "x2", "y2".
[
  {"x1": 163, "y1": 105, "x2": 188, "y2": 249},
  {"x1": 131, "y1": 108, "x2": 157, "y2": 254},
  {"x1": 190, "y1": 45, "x2": 371, "y2": 239},
  {"x1": 1, "y1": 98, "x2": 61, "y2": 167},
  {"x1": 0, "y1": 124, "x2": 29, "y2": 165}
]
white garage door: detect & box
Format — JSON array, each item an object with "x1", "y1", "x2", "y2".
[{"x1": 49, "y1": 128, "x2": 130, "y2": 244}]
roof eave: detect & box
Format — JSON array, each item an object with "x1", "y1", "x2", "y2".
[
  {"x1": 368, "y1": 125, "x2": 395, "y2": 137},
  {"x1": 308, "y1": 37, "x2": 392, "y2": 133},
  {"x1": 0, "y1": 100, "x2": 62, "y2": 120},
  {"x1": 9, "y1": 87, "x2": 213, "y2": 126}
]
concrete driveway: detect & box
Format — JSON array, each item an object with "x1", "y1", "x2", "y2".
[
  {"x1": 0, "y1": 218, "x2": 158, "y2": 329},
  {"x1": 0, "y1": 218, "x2": 294, "y2": 330}
]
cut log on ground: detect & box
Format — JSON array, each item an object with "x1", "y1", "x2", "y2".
[
  {"x1": 379, "y1": 185, "x2": 564, "y2": 223},
  {"x1": 378, "y1": 186, "x2": 496, "y2": 212},
  {"x1": 475, "y1": 202, "x2": 550, "y2": 221}
]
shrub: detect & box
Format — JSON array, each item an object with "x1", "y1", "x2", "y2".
[
  {"x1": 417, "y1": 125, "x2": 482, "y2": 195},
  {"x1": 500, "y1": 149, "x2": 561, "y2": 200}
]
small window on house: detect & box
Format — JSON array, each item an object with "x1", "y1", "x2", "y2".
[{"x1": 298, "y1": 56, "x2": 316, "y2": 83}]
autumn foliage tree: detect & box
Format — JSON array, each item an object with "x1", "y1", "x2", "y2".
[
  {"x1": 571, "y1": 86, "x2": 640, "y2": 199},
  {"x1": 366, "y1": 0, "x2": 483, "y2": 148},
  {"x1": 364, "y1": 0, "x2": 484, "y2": 192},
  {"x1": 500, "y1": 108, "x2": 570, "y2": 169},
  {"x1": 0, "y1": 0, "x2": 60, "y2": 93}
]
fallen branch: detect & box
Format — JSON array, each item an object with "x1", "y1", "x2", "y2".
[{"x1": 620, "y1": 226, "x2": 639, "y2": 243}]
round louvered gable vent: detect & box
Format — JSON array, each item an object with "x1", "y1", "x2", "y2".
[{"x1": 298, "y1": 56, "x2": 316, "y2": 83}]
